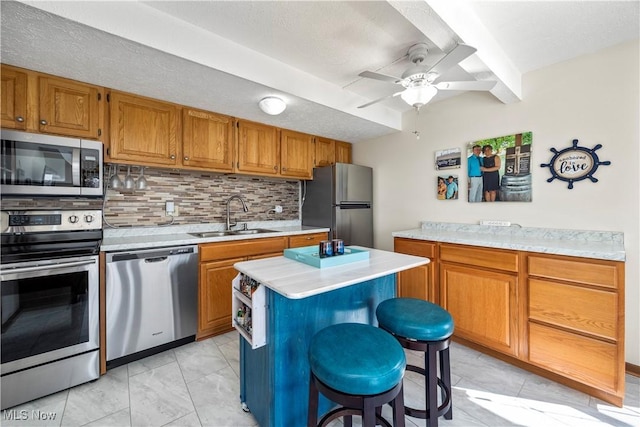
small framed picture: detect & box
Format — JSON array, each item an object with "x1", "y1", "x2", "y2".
[
  {"x1": 435, "y1": 148, "x2": 461, "y2": 170},
  {"x1": 437, "y1": 175, "x2": 458, "y2": 200}
]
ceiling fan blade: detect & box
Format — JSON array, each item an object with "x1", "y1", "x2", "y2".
[
  {"x1": 358, "y1": 71, "x2": 402, "y2": 84},
  {"x1": 435, "y1": 81, "x2": 497, "y2": 91},
  {"x1": 427, "y1": 44, "x2": 477, "y2": 76},
  {"x1": 357, "y1": 91, "x2": 403, "y2": 109}
]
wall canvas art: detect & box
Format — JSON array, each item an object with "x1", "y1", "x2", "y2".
[
  {"x1": 435, "y1": 148, "x2": 462, "y2": 170},
  {"x1": 467, "y1": 131, "x2": 532, "y2": 203},
  {"x1": 437, "y1": 175, "x2": 459, "y2": 200}
]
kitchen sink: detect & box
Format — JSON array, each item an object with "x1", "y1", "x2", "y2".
[
  {"x1": 189, "y1": 231, "x2": 236, "y2": 238},
  {"x1": 232, "y1": 228, "x2": 277, "y2": 235},
  {"x1": 189, "y1": 229, "x2": 277, "y2": 238}
]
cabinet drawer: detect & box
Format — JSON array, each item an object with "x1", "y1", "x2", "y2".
[
  {"x1": 528, "y1": 255, "x2": 620, "y2": 289},
  {"x1": 394, "y1": 238, "x2": 435, "y2": 258},
  {"x1": 288, "y1": 232, "x2": 328, "y2": 249},
  {"x1": 529, "y1": 323, "x2": 618, "y2": 392},
  {"x1": 440, "y1": 244, "x2": 518, "y2": 272},
  {"x1": 200, "y1": 237, "x2": 287, "y2": 261},
  {"x1": 529, "y1": 279, "x2": 617, "y2": 340}
]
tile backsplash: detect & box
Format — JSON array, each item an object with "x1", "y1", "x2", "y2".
[
  {"x1": 103, "y1": 166, "x2": 300, "y2": 227},
  {"x1": 1, "y1": 166, "x2": 300, "y2": 228}
]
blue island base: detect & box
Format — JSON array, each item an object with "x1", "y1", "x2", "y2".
[{"x1": 239, "y1": 274, "x2": 396, "y2": 427}]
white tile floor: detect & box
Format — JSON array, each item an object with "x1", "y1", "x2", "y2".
[{"x1": 3, "y1": 331, "x2": 639, "y2": 427}]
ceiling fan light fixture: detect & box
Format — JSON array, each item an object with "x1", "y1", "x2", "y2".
[
  {"x1": 258, "y1": 96, "x2": 286, "y2": 115},
  {"x1": 400, "y1": 85, "x2": 437, "y2": 108}
]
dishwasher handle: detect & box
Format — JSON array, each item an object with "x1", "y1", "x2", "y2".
[
  {"x1": 108, "y1": 246, "x2": 197, "y2": 262},
  {"x1": 145, "y1": 256, "x2": 168, "y2": 263}
]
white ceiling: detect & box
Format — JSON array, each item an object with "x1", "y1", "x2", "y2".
[{"x1": 1, "y1": 1, "x2": 638, "y2": 143}]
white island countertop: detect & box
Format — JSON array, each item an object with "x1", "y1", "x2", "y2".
[{"x1": 233, "y1": 247, "x2": 429, "y2": 299}]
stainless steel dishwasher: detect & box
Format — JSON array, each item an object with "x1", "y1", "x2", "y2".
[{"x1": 105, "y1": 245, "x2": 198, "y2": 366}]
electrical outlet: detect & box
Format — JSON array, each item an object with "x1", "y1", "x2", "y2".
[
  {"x1": 480, "y1": 220, "x2": 511, "y2": 226},
  {"x1": 274, "y1": 205, "x2": 283, "y2": 213},
  {"x1": 166, "y1": 201, "x2": 175, "y2": 214}
]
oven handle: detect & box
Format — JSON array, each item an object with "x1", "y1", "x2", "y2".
[{"x1": 0, "y1": 258, "x2": 96, "y2": 275}]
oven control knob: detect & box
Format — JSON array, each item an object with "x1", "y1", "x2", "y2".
[
  {"x1": 84, "y1": 215, "x2": 95, "y2": 223},
  {"x1": 69, "y1": 215, "x2": 79, "y2": 224}
]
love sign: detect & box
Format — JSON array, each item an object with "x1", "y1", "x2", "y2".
[{"x1": 540, "y1": 139, "x2": 610, "y2": 189}]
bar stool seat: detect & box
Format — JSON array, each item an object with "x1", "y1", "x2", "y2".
[
  {"x1": 308, "y1": 323, "x2": 406, "y2": 427},
  {"x1": 376, "y1": 298, "x2": 455, "y2": 427}
]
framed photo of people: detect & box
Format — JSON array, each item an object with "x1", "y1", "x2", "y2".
[
  {"x1": 466, "y1": 131, "x2": 532, "y2": 203},
  {"x1": 437, "y1": 175, "x2": 459, "y2": 200}
]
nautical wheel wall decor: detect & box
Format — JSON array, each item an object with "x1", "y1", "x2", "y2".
[{"x1": 540, "y1": 139, "x2": 611, "y2": 189}]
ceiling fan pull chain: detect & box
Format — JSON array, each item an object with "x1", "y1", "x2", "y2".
[{"x1": 413, "y1": 107, "x2": 420, "y2": 140}]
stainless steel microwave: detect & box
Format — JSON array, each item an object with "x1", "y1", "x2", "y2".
[{"x1": 1, "y1": 130, "x2": 103, "y2": 197}]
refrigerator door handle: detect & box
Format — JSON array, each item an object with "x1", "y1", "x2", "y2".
[{"x1": 337, "y1": 202, "x2": 371, "y2": 209}]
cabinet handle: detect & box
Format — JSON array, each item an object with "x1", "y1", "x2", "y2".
[
  {"x1": 170, "y1": 155, "x2": 176, "y2": 160},
  {"x1": 184, "y1": 156, "x2": 189, "y2": 161},
  {"x1": 16, "y1": 116, "x2": 24, "y2": 123},
  {"x1": 40, "y1": 119, "x2": 48, "y2": 125},
  {"x1": 282, "y1": 167, "x2": 287, "y2": 171},
  {"x1": 273, "y1": 166, "x2": 277, "y2": 171}
]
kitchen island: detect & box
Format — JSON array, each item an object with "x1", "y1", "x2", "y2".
[{"x1": 233, "y1": 247, "x2": 429, "y2": 427}]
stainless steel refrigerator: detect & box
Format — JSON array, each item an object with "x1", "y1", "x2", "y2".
[{"x1": 302, "y1": 163, "x2": 373, "y2": 247}]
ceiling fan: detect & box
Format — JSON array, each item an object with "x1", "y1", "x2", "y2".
[{"x1": 357, "y1": 43, "x2": 496, "y2": 110}]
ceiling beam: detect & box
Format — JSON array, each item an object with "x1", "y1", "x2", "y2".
[
  {"x1": 20, "y1": 0, "x2": 403, "y2": 131},
  {"x1": 387, "y1": 0, "x2": 522, "y2": 104}
]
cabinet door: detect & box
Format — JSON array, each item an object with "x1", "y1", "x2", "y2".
[
  {"x1": 280, "y1": 129, "x2": 314, "y2": 179},
  {"x1": 236, "y1": 119, "x2": 279, "y2": 175},
  {"x1": 182, "y1": 108, "x2": 234, "y2": 171},
  {"x1": 109, "y1": 91, "x2": 179, "y2": 166},
  {"x1": 394, "y1": 238, "x2": 437, "y2": 303},
  {"x1": 198, "y1": 257, "x2": 244, "y2": 338},
  {"x1": 440, "y1": 262, "x2": 518, "y2": 356},
  {"x1": 335, "y1": 141, "x2": 352, "y2": 164},
  {"x1": 39, "y1": 76, "x2": 102, "y2": 139},
  {"x1": 1, "y1": 65, "x2": 27, "y2": 130},
  {"x1": 315, "y1": 137, "x2": 335, "y2": 167}
]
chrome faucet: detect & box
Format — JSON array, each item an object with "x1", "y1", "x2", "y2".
[{"x1": 225, "y1": 195, "x2": 249, "y2": 231}]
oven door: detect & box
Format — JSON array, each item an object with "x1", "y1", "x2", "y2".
[{"x1": 0, "y1": 255, "x2": 99, "y2": 375}]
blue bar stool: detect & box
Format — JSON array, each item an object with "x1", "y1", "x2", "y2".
[
  {"x1": 307, "y1": 323, "x2": 406, "y2": 427},
  {"x1": 376, "y1": 298, "x2": 454, "y2": 427}
]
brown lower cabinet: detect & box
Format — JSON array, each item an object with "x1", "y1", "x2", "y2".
[
  {"x1": 394, "y1": 237, "x2": 625, "y2": 406},
  {"x1": 197, "y1": 232, "x2": 328, "y2": 340}
]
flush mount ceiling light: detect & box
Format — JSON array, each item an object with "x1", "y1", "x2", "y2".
[{"x1": 258, "y1": 96, "x2": 286, "y2": 115}]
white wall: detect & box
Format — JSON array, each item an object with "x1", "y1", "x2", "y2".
[{"x1": 354, "y1": 40, "x2": 639, "y2": 365}]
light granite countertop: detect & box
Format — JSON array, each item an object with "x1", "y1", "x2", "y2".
[
  {"x1": 392, "y1": 221, "x2": 625, "y2": 261},
  {"x1": 234, "y1": 247, "x2": 429, "y2": 299},
  {"x1": 100, "y1": 220, "x2": 329, "y2": 252}
]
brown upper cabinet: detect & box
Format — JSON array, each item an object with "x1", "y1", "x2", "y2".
[
  {"x1": 182, "y1": 108, "x2": 234, "y2": 172},
  {"x1": 2, "y1": 64, "x2": 352, "y2": 178},
  {"x1": 107, "y1": 90, "x2": 180, "y2": 167},
  {"x1": 335, "y1": 140, "x2": 352, "y2": 164},
  {"x1": 315, "y1": 137, "x2": 336, "y2": 167},
  {"x1": 236, "y1": 120, "x2": 316, "y2": 180},
  {"x1": 1, "y1": 65, "x2": 27, "y2": 130},
  {"x1": 236, "y1": 119, "x2": 280, "y2": 176},
  {"x1": 1, "y1": 64, "x2": 104, "y2": 139},
  {"x1": 315, "y1": 137, "x2": 352, "y2": 167},
  {"x1": 280, "y1": 129, "x2": 314, "y2": 179}
]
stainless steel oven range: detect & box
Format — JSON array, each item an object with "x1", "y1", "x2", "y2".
[{"x1": 0, "y1": 209, "x2": 102, "y2": 410}]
